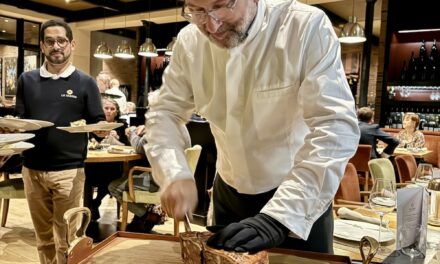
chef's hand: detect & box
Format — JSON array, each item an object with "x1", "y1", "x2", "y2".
[
  {"x1": 160, "y1": 178, "x2": 198, "y2": 221},
  {"x1": 206, "y1": 213, "x2": 288, "y2": 253}
]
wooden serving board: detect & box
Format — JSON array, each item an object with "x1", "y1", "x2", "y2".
[{"x1": 74, "y1": 232, "x2": 352, "y2": 264}]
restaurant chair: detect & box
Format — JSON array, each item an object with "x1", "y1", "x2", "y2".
[
  {"x1": 120, "y1": 145, "x2": 202, "y2": 236},
  {"x1": 349, "y1": 144, "x2": 372, "y2": 191},
  {"x1": 0, "y1": 172, "x2": 26, "y2": 227},
  {"x1": 333, "y1": 163, "x2": 369, "y2": 210},
  {"x1": 395, "y1": 154, "x2": 418, "y2": 183},
  {"x1": 368, "y1": 158, "x2": 408, "y2": 188}
]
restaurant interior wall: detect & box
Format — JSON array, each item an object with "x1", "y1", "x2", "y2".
[{"x1": 341, "y1": 43, "x2": 379, "y2": 108}]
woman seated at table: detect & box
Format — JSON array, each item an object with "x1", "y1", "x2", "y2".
[
  {"x1": 108, "y1": 125, "x2": 166, "y2": 233},
  {"x1": 87, "y1": 98, "x2": 129, "y2": 220},
  {"x1": 397, "y1": 112, "x2": 425, "y2": 149}
]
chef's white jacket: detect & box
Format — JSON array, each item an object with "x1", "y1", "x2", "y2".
[{"x1": 144, "y1": 0, "x2": 360, "y2": 240}]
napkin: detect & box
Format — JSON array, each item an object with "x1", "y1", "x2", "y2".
[
  {"x1": 107, "y1": 146, "x2": 135, "y2": 154},
  {"x1": 337, "y1": 207, "x2": 389, "y2": 227}
]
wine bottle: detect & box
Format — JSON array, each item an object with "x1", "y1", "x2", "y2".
[
  {"x1": 420, "y1": 55, "x2": 428, "y2": 81},
  {"x1": 400, "y1": 60, "x2": 407, "y2": 81},
  {"x1": 420, "y1": 39, "x2": 428, "y2": 60},
  {"x1": 431, "y1": 39, "x2": 438, "y2": 60},
  {"x1": 408, "y1": 52, "x2": 418, "y2": 81}
]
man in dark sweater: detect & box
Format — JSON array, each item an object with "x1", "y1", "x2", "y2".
[
  {"x1": 15, "y1": 19, "x2": 104, "y2": 264},
  {"x1": 358, "y1": 107, "x2": 399, "y2": 159}
]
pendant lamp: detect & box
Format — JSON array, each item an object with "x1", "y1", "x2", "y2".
[
  {"x1": 138, "y1": 1, "x2": 158, "y2": 57},
  {"x1": 93, "y1": 0, "x2": 113, "y2": 59},
  {"x1": 115, "y1": 39, "x2": 135, "y2": 59},
  {"x1": 139, "y1": 37, "x2": 158, "y2": 57},
  {"x1": 165, "y1": 1, "x2": 179, "y2": 56},
  {"x1": 165, "y1": 37, "x2": 176, "y2": 56},
  {"x1": 114, "y1": 12, "x2": 135, "y2": 59},
  {"x1": 94, "y1": 41, "x2": 113, "y2": 59},
  {"x1": 339, "y1": 0, "x2": 366, "y2": 44}
]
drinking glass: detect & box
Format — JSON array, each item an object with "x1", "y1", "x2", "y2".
[
  {"x1": 414, "y1": 163, "x2": 434, "y2": 188},
  {"x1": 399, "y1": 224, "x2": 425, "y2": 258},
  {"x1": 369, "y1": 179, "x2": 397, "y2": 253}
]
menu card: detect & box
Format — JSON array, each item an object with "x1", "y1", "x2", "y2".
[{"x1": 396, "y1": 186, "x2": 429, "y2": 257}]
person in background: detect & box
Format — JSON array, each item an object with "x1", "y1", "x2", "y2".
[
  {"x1": 106, "y1": 78, "x2": 127, "y2": 114},
  {"x1": 126, "y1": 101, "x2": 136, "y2": 113},
  {"x1": 144, "y1": 0, "x2": 359, "y2": 254},
  {"x1": 14, "y1": 19, "x2": 105, "y2": 264},
  {"x1": 96, "y1": 71, "x2": 111, "y2": 93},
  {"x1": 120, "y1": 101, "x2": 137, "y2": 126},
  {"x1": 358, "y1": 107, "x2": 399, "y2": 159},
  {"x1": 86, "y1": 97, "x2": 128, "y2": 221},
  {"x1": 108, "y1": 124, "x2": 166, "y2": 233},
  {"x1": 397, "y1": 112, "x2": 425, "y2": 149}
]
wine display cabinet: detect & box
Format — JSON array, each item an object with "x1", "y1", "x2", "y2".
[{"x1": 379, "y1": 0, "x2": 440, "y2": 131}]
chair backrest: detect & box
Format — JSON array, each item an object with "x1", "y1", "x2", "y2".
[
  {"x1": 368, "y1": 158, "x2": 396, "y2": 184},
  {"x1": 184, "y1": 145, "x2": 202, "y2": 175},
  {"x1": 395, "y1": 154, "x2": 417, "y2": 183},
  {"x1": 349, "y1": 144, "x2": 372, "y2": 173},
  {"x1": 335, "y1": 163, "x2": 361, "y2": 203}
]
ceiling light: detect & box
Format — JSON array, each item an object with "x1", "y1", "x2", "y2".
[
  {"x1": 94, "y1": 41, "x2": 113, "y2": 59},
  {"x1": 339, "y1": 16, "x2": 366, "y2": 44},
  {"x1": 139, "y1": 1, "x2": 158, "y2": 57},
  {"x1": 93, "y1": 0, "x2": 113, "y2": 59},
  {"x1": 114, "y1": 12, "x2": 135, "y2": 60},
  {"x1": 138, "y1": 38, "x2": 158, "y2": 57},
  {"x1": 339, "y1": 0, "x2": 366, "y2": 44},
  {"x1": 165, "y1": 37, "x2": 176, "y2": 56},
  {"x1": 115, "y1": 39, "x2": 135, "y2": 59}
]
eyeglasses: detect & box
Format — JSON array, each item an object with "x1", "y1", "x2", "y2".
[
  {"x1": 181, "y1": 0, "x2": 238, "y2": 24},
  {"x1": 43, "y1": 38, "x2": 70, "y2": 48}
]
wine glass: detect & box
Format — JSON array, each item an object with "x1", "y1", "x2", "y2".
[
  {"x1": 414, "y1": 163, "x2": 434, "y2": 188},
  {"x1": 369, "y1": 179, "x2": 397, "y2": 253}
]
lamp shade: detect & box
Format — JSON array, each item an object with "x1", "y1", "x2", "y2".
[
  {"x1": 114, "y1": 40, "x2": 135, "y2": 59},
  {"x1": 138, "y1": 38, "x2": 158, "y2": 57},
  {"x1": 94, "y1": 41, "x2": 113, "y2": 59},
  {"x1": 165, "y1": 37, "x2": 177, "y2": 56},
  {"x1": 339, "y1": 16, "x2": 366, "y2": 44}
]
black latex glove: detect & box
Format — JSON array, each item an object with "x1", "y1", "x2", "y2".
[{"x1": 206, "y1": 213, "x2": 289, "y2": 253}]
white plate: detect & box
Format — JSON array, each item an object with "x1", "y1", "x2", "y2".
[
  {"x1": 0, "y1": 118, "x2": 42, "y2": 131},
  {"x1": 334, "y1": 219, "x2": 394, "y2": 242},
  {"x1": 57, "y1": 123, "x2": 123, "y2": 133},
  {"x1": 0, "y1": 141, "x2": 35, "y2": 155},
  {"x1": 20, "y1": 119, "x2": 54, "y2": 128},
  {"x1": 0, "y1": 133, "x2": 35, "y2": 147}
]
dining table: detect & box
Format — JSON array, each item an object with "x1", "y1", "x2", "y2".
[
  {"x1": 84, "y1": 146, "x2": 144, "y2": 208},
  {"x1": 377, "y1": 146, "x2": 433, "y2": 159},
  {"x1": 333, "y1": 207, "x2": 440, "y2": 263}
]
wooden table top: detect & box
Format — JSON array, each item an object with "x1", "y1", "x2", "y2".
[
  {"x1": 333, "y1": 207, "x2": 440, "y2": 263},
  {"x1": 85, "y1": 146, "x2": 144, "y2": 163}
]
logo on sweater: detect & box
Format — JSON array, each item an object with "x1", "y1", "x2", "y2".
[{"x1": 61, "y1": 89, "x2": 77, "y2": 99}]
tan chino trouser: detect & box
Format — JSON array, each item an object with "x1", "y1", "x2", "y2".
[{"x1": 22, "y1": 166, "x2": 85, "y2": 264}]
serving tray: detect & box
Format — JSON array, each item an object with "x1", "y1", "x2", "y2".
[{"x1": 69, "y1": 232, "x2": 352, "y2": 264}]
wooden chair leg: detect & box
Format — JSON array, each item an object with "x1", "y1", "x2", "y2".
[
  {"x1": 1, "y1": 199, "x2": 10, "y2": 227},
  {"x1": 116, "y1": 201, "x2": 121, "y2": 220},
  {"x1": 364, "y1": 172, "x2": 369, "y2": 191},
  {"x1": 120, "y1": 201, "x2": 128, "y2": 231},
  {"x1": 173, "y1": 219, "x2": 179, "y2": 237}
]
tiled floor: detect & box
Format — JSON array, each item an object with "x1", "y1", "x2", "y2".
[{"x1": 0, "y1": 193, "x2": 206, "y2": 264}]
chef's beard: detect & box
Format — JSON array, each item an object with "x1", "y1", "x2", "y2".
[{"x1": 201, "y1": 3, "x2": 257, "y2": 49}]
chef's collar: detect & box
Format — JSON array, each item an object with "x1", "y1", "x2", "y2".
[
  {"x1": 40, "y1": 61, "x2": 76, "y2": 80},
  {"x1": 242, "y1": 0, "x2": 266, "y2": 45}
]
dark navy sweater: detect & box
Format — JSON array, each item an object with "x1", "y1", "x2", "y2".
[{"x1": 15, "y1": 69, "x2": 105, "y2": 171}]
